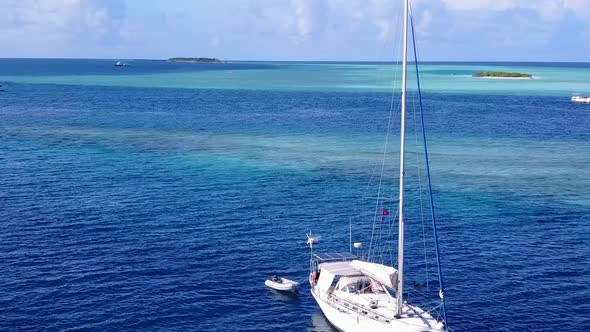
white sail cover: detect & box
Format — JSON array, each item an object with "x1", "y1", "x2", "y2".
[{"x1": 350, "y1": 260, "x2": 398, "y2": 289}]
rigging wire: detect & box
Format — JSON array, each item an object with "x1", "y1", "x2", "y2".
[
  {"x1": 367, "y1": 4, "x2": 404, "y2": 261},
  {"x1": 408, "y1": 38, "x2": 430, "y2": 292},
  {"x1": 410, "y1": 6, "x2": 448, "y2": 326},
  {"x1": 411, "y1": 77, "x2": 431, "y2": 291}
]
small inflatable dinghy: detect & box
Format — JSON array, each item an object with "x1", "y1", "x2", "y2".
[{"x1": 265, "y1": 277, "x2": 299, "y2": 292}]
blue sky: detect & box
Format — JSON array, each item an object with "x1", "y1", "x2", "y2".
[{"x1": 1, "y1": 0, "x2": 589, "y2": 61}]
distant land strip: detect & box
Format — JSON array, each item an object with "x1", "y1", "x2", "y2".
[
  {"x1": 473, "y1": 71, "x2": 532, "y2": 78},
  {"x1": 168, "y1": 57, "x2": 221, "y2": 63}
]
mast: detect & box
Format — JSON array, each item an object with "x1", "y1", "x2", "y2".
[{"x1": 396, "y1": 0, "x2": 409, "y2": 317}]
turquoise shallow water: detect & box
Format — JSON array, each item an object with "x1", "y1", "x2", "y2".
[
  {"x1": 1, "y1": 60, "x2": 589, "y2": 331},
  {"x1": 2, "y1": 60, "x2": 590, "y2": 95}
]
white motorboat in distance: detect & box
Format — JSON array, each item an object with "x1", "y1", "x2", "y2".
[
  {"x1": 265, "y1": 276, "x2": 299, "y2": 292},
  {"x1": 571, "y1": 94, "x2": 590, "y2": 103}
]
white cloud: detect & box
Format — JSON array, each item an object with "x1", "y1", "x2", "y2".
[
  {"x1": 564, "y1": 0, "x2": 590, "y2": 11},
  {"x1": 403, "y1": 0, "x2": 590, "y2": 60},
  {"x1": 210, "y1": 35, "x2": 221, "y2": 48},
  {"x1": 290, "y1": 0, "x2": 314, "y2": 42},
  {"x1": 0, "y1": 0, "x2": 126, "y2": 55},
  {"x1": 0, "y1": 0, "x2": 588, "y2": 60},
  {"x1": 440, "y1": 0, "x2": 521, "y2": 11},
  {"x1": 439, "y1": 0, "x2": 590, "y2": 22},
  {"x1": 415, "y1": 9, "x2": 432, "y2": 37},
  {"x1": 284, "y1": 0, "x2": 403, "y2": 42},
  {"x1": 369, "y1": 0, "x2": 401, "y2": 41}
]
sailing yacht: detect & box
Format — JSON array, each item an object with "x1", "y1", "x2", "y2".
[{"x1": 308, "y1": 1, "x2": 448, "y2": 331}]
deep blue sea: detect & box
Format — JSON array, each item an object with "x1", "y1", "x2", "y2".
[{"x1": 1, "y1": 59, "x2": 589, "y2": 331}]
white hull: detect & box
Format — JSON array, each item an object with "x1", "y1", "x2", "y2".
[
  {"x1": 311, "y1": 288, "x2": 444, "y2": 332},
  {"x1": 265, "y1": 278, "x2": 299, "y2": 292},
  {"x1": 571, "y1": 96, "x2": 590, "y2": 103}
]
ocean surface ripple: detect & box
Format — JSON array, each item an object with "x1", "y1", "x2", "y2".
[{"x1": 1, "y1": 60, "x2": 589, "y2": 331}]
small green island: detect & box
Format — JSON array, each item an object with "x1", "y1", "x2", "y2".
[
  {"x1": 168, "y1": 57, "x2": 222, "y2": 63},
  {"x1": 473, "y1": 71, "x2": 533, "y2": 78}
]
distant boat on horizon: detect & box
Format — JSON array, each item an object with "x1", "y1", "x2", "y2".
[
  {"x1": 114, "y1": 61, "x2": 128, "y2": 67},
  {"x1": 571, "y1": 94, "x2": 590, "y2": 103}
]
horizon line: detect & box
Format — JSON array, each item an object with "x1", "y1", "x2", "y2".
[
  {"x1": 1, "y1": 57, "x2": 590, "y2": 64},
  {"x1": 0, "y1": 56, "x2": 590, "y2": 64}
]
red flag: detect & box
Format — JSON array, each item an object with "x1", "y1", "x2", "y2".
[{"x1": 382, "y1": 208, "x2": 390, "y2": 216}]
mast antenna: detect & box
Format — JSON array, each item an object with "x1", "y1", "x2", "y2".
[{"x1": 396, "y1": 0, "x2": 409, "y2": 317}]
